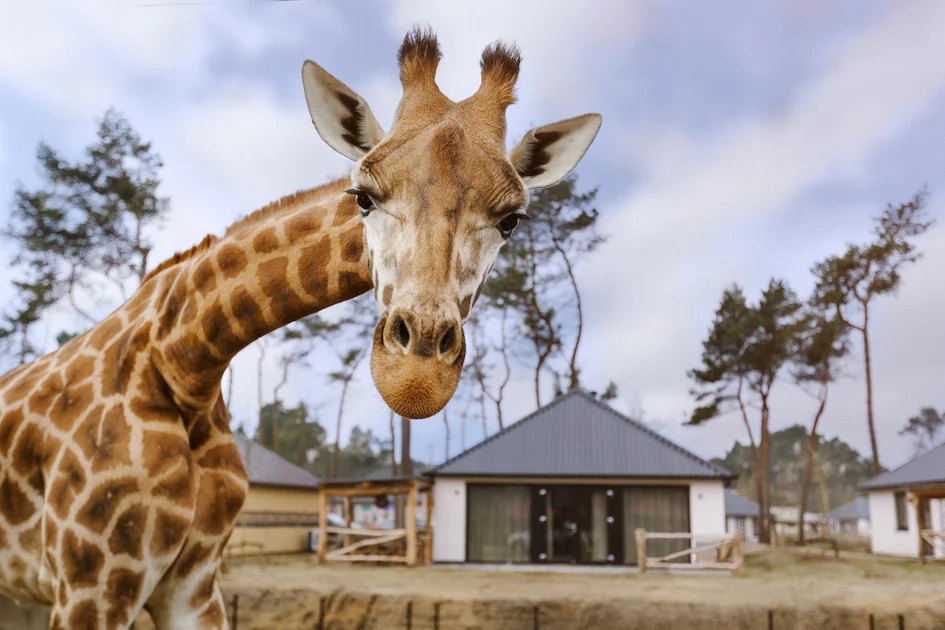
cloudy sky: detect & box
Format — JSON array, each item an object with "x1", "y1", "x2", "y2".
[{"x1": 1, "y1": 0, "x2": 943, "y2": 474}]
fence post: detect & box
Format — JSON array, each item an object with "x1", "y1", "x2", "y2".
[
  {"x1": 899, "y1": 614, "x2": 905, "y2": 630},
  {"x1": 433, "y1": 602, "x2": 440, "y2": 630},
  {"x1": 406, "y1": 601, "x2": 412, "y2": 630},
  {"x1": 635, "y1": 528, "x2": 647, "y2": 573},
  {"x1": 767, "y1": 609, "x2": 774, "y2": 630},
  {"x1": 868, "y1": 613, "x2": 875, "y2": 630},
  {"x1": 318, "y1": 596, "x2": 325, "y2": 630},
  {"x1": 533, "y1": 605, "x2": 540, "y2": 630},
  {"x1": 232, "y1": 594, "x2": 239, "y2": 630}
]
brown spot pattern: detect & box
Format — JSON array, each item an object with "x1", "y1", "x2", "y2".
[
  {"x1": 150, "y1": 510, "x2": 191, "y2": 555},
  {"x1": 62, "y1": 529, "x2": 105, "y2": 588},
  {"x1": 285, "y1": 214, "x2": 320, "y2": 244},
  {"x1": 76, "y1": 477, "x2": 140, "y2": 535},
  {"x1": 175, "y1": 542, "x2": 213, "y2": 578},
  {"x1": 382, "y1": 285, "x2": 393, "y2": 307},
  {"x1": 298, "y1": 236, "x2": 331, "y2": 299},
  {"x1": 252, "y1": 227, "x2": 280, "y2": 254},
  {"x1": 192, "y1": 474, "x2": 245, "y2": 537},
  {"x1": 28, "y1": 373, "x2": 64, "y2": 416},
  {"x1": 106, "y1": 568, "x2": 143, "y2": 629},
  {"x1": 74, "y1": 405, "x2": 132, "y2": 473},
  {"x1": 190, "y1": 573, "x2": 216, "y2": 608},
  {"x1": 68, "y1": 599, "x2": 99, "y2": 630},
  {"x1": 49, "y1": 448, "x2": 87, "y2": 519},
  {"x1": 0, "y1": 477, "x2": 34, "y2": 525},
  {"x1": 108, "y1": 504, "x2": 146, "y2": 560},
  {"x1": 192, "y1": 258, "x2": 217, "y2": 296},
  {"x1": 0, "y1": 407, "x2": 24, "y2": 457},
  {"x1": 216, "y1": 244, "x2": 248, "y2": 279},
  {"x1": 257, "y1": 257, "x2": 308, "y2": 325},
  {"x1": 49, "y1": 382, "x2": 95, "y2": 431},
  {"x1": 63, "y1": 355, "x2": 95, "y2": 385}
]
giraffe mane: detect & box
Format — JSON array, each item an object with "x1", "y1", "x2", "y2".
[{"x1": 142, "y1": 178, "x2": 350, "y2": 284}]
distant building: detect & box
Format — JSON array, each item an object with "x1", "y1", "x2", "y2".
[
  {"x1": 861, "y1": 443, "x2": 945, "y2": 560},
  {"x1": 226, "y1": 433, "x2": 320, "y2": 556},
  {"x1": 827, "y1": 496, "x2": 870, "y2": 537},
  {"x1": 425, "y1": 390, "x2": 735, "y2": 566},
  {"x1": 328, "y1": 462, "x2": 429, "y2": 527},
  {"x1": 724, "y1": 489, "x2": 760, "y2": 542}
]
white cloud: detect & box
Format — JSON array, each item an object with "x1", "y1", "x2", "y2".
[
  {"x1": 579, "y1": 1, "x2": 945, "y2": 462},
  {"x1": 385, "y1": 0, "x2": 654, "y2": 129}
]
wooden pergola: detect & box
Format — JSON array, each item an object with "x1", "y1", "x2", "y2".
[
  {"x1": 316, "y1": 476, "x2": 433, "y2": 566},
  {"x1": 909, "y1": 484, "x2": 945, "y2": 564}
]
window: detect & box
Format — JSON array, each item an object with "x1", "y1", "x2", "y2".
[
  {"x1": 466, "y1": 484, "x2": 531, "y2": 562},
  {"x1": 894, "y1": 492, "x2": 908, "y2": 531}
]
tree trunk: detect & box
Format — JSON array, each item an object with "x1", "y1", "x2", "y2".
[
  {"x1": 389, "y1": 409, "x2": 398, "y2": 476},
  {"x1": 330, "y1": 379, "x2": 351, "y2": 478},
  {"x1": 798, "y1": 392, "x2": 827, "y2": 545},
  {"x1": 552, "y1": 237, "x2": 583, "y2": 391},
  {"x1": 862, "y1": 306, "x2": 880, "y2": 474},
  {"x1": 397, "y1": 415, "x2": 412, "y2": 529},
  {"x1": 443, "y1": 409, "x2": 450, "y2": 461},
  {"x1": 757, "y1": 395, "x2": 772, "y2": 544},
  {"x1": 270, "y1": 400, "x2": 280, "y2": 456}
]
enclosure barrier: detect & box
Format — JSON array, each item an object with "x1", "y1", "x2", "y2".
[
  {"x1": 634, "y1": 528, "x2": 743, "y2": 574},
  {"x1": 225, "y1": 594, "x2": 915, "y2": 630}
]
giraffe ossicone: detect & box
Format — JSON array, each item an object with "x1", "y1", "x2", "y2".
[{"x1": 0, "y1": 27, "x2": 600, "y2": 630}]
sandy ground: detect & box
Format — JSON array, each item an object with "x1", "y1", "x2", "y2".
[
  {"x1": 3, "y1": 547, "x2": 944, "y2": 629},
  {"x1": 208, "y1": 547, "x2": 945, "y2": 629}
]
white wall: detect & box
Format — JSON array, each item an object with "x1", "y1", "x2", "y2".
[
  {"x1": 690, "y1": 480, "x2": 726, "y2": 535},
  {"x1": 869, "y1": 490, "x2": 919, "y2": 557},
  {"x1": 432, "y1": 479, "x2": 466, "y2": 562}
]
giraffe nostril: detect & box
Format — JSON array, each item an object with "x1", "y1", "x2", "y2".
[
  {"x1": 438, "y1": 323, "x2": 459, "y2": 358},
  {"x1": 392, "y1": 315, "x2": 411, "y2": 350}
]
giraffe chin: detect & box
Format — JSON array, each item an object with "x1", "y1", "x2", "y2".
[{"x1": 370, "y1": 316, "x2": 465, "y2": 419}]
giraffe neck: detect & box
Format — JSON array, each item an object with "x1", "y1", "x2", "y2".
[{"x1": 151, "y1": 178, "x2": 372, "y2": 409}]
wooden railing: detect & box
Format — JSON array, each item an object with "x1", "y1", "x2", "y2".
[
  {"x1": 321, "y1": 527, "x2": 431, "y2": 564},
  {"x1": 919, "y1": 529, "x2": 945, "y2": 564},
  {"x1": 634, "y1": 529, "x2": 743, "y2": 574}
]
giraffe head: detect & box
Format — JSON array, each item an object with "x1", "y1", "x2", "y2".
[{"x1": 301, "y1": 28, "x2": 601, "y2": 419}]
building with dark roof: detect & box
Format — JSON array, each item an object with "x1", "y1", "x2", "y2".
[
  {"x1": 724, "y1": 489, "x2": 761, "y2": 542},
  {"x1": 827, "y1": 496, "x2": 870, "y2": 537},
  {"x1": 227, "y1": 433, "x2": 321, "y2": 556},
  {"x1": 426, "y1": 390, "x2": 735, "y2": 566},
  {"x1": 860, "y1": 443, "x2": 945, "y2": 561}
]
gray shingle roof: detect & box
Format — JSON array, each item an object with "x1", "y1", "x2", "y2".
[
  {"x1": 428, "y1": 390, "x2": 734, "y2": 479},
  {"x1": 233, "y1": 433, "x2": 319, "y2": 489},
  {"x1": 725, "y1": 489, "x2": 760, "y2": 517},
  {"x1": 861, "y1": 442, "x2": 945, "y2": 491},
  {"x1": 828, "y1": 496, "x2": 869, "y2": 520}
]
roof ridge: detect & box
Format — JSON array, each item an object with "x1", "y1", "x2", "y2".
[
  {"x1": 862, "y1": 441, "x2": 945, "y2": 488},
  {"x1": 574, "y1": 390, "x2": 734, "y2": 478},
  {"x1": 234, "y1": 432, "x2": 320, "y2": 485},
  {"x1": 426, "y1": 390, "x2": 580, "y2": 476}
]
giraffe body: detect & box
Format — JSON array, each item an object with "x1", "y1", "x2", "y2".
[
  {"x1": 0, "y1": 28, "x2": 601, "y2": 629},
  {"x1": 0, "y1": 183, "x2": 370, "y2": 628}
]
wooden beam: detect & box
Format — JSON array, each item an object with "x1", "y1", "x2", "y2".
[
  {"x1": 318, "y1": 486, "x2": 421, "y2": 499},
  {"x1": 917, "y1": 497, "x2": 928, "y2": 565},
  {"x1": 317, "y1": 489, "x2": 328, "y2": 563},
  {"x1": 325, "y1": 555, "x2": 408, "y2": 563},
  {"x1": 343, "y1": 496, "x2": 352, "y2": 548},
  {"x1": 406, "y1": 483, "x2": 418, "y2": 567},
  {"x1": 424, "y1": 486, "x2": 434, "y2": 565},
  {"x1": 326, "y1": 527, "x2": 406, "y2": 537},
  {"x1": 326, "y1": 532, "x2": 405, "y2": 558},
  {"x1": 635, "y1": 528, "x2": 647, "y2": 573}
]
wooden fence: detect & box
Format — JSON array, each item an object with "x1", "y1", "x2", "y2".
[
  {"x1": 321, "y1": 527, "x2": 432, "y2": 564},
  {"x1": 634, "y1": 528, "x2": 743, "y2": 574}
]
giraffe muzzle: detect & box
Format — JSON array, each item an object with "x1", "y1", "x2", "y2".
[{"x1": 371, "y1": 311, "x2": 465, "y2": 419}]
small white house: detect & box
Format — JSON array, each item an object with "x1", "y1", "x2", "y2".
[
  {"x1": 861, "y1": 443, "x2": 945, "y2": 560},
  {"x1": 828, "y1": 496, "x2": 870, "y2": 537},
  {"x1": 725, "y1": 489, "x2": 760, "y2": 542},
  {"x1": 426, "y1": 390, "x2": 734, "y2": 566}
]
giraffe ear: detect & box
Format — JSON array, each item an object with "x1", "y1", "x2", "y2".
[
  {"x1": 302, "y1": 60, "x2": 386, "y2": 161},
  {"x1": 508, "y1": 114, "x2": 602, "y2": 189}
]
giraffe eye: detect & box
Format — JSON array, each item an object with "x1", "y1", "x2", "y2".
[
  {"x1": 497, "y1": 213, "x2": 528, "y2": 238},
  {"x1": 355, "y1": 193, "x2": 374, "y2": 215}
]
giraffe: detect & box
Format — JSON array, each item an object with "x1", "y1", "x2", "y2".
[{"x1": 0, "y1": 27, "x2": 601, "y2": 630}]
